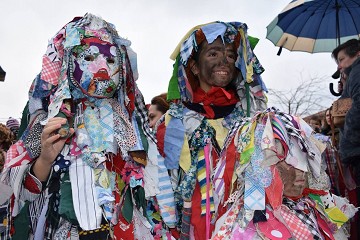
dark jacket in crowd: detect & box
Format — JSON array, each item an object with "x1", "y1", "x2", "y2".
[{"x1": 340, "y1": 57, "x2": 360, "y2": 163}]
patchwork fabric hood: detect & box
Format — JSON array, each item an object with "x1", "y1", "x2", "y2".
[
  {"x1": 168, "y1": 21, "x2": 268, "y2": 116},
  {"x1": 29, "y1": 13, "x2": 140, "y2": 122}
]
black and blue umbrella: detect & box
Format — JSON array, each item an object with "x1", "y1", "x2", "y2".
[{"x1": 266, "y1": 0, "x2": 360, "y2": 54}]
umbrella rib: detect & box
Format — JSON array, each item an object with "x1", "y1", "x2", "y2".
[
  {"x1": 343, "y1": 0, "x2": 360, "y2": 41},
  {"x1": 312, "y1": 0, "x2": 333, "y2": 50},
  {"x1": 293, "y1": 0, "x2": 331, "y2": 52}
]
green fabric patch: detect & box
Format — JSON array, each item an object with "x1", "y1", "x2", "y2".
[
  {"x1": 12, "y1": 202, "x2": 30, "y2": 240},
  {"x1": 18, "y1": 101, "x2": 29, "y2": 140},
  {"x1": 121, "y1": 187, "x2": 133, "y2": 223},
  {"x1": 167, "y1": 55, "x2": 181, "y2": 100},
  {"x1": 59, "y1": 171, "x2": 78, "y2": 225},
  {"x1": 133, "y1": 187, "x2": 147, "y2": 218},
  {"x1": 248, "y1": 35, "x2": 260, "y2": 50}
]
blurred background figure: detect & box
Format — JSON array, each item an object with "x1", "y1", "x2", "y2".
[
  {"x1": 6, "y1": 117, "x2": 20, "y2": 141},
  {"x1": 309, "y1": 116, "x2": 322, "y2": 133},
  {"x1": 321, "y1": 108, "x2": 332, "y2": 136},
  {"x1": 0, "y1": 123, "x2": 14, "y2": 172},
  {"x1": 148, "y1": 93, "x2": 169, "y2": 129}
]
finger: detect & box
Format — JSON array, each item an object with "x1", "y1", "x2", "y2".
[
  {"x1": 44, "y1": 119, "x2": 67, "y2": 130},
  {"x1": 42, "y1": 123, "x2": 63, "y2": 137},
  {"x1": 47, "y1": 117, "x2": 67, "y2": 123},
  {"x1": 43, "y1": 133, "x2": 62, "y2": 146},
  {"x1": 43, "y1": 118, "x2": 67, "y2": 130},
  {"x1": 68, "y1": 128, "x2": 75, "y2": 136}
]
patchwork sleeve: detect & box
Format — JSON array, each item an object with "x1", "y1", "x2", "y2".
[{"x1": 8, "y1": 164, "x2": 44, "y2": 203}]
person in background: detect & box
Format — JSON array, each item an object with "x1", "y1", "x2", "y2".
[
  {"x1": 332, "y1": 38, "x2": 360, "y2": 240},
  {"x1": 321, "y1": 108, "x2": 332, "y2": 135},
  {"x1": 6, "y1": 117, "x2": 20, "y2": 141},
  {"x1": 148, "y1": 92, "x2": 169, "y2": 128},
  {"x1": 309, "y1": 116, "x2": 322, "y2": 133}
]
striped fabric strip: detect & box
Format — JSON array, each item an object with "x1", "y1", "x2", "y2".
[
  {"x1": 155, "y1": 152, "x2": 177, "y2": 227},
  {"x1": 213, "y1": 158, "x2": 225, "y2": 197},
  {"x1": 204, "y1": 144, "x2": 211, "y2": 240},
  {"x1": 9, "y1": 164, "x2": 31, "y2": 216},
  {"x1": 197, "y1": 149, "x2": 215, "y2": 216},
  {"x1": 29, "y1": 191, "x2": 47, "y2": 234},
  {"x1": 180, "y1": 206, "x2": 192, "y2": 240},
  {"x1": 271, "y1": 116, "x2": 288, "y2": 144},
  {"x1": 69, "y1": 158, "x2": 103, "y2": 231}
]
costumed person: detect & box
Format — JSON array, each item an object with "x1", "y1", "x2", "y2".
[
  {"x1": 148, "y1": 93, "x2": 169, "y2": 129},
  {"x1": 6, "y1": 117, "x2": 20, "y2": 142},
  {"x1": 155, "y1": 21, "x2": 357, "y2": 239},
  {"x1": 156, "y1": 21, "x2": 266, "y2": 239},
  {"x1": 0, "y1": 13, "x2": 177, "y2": 239}
]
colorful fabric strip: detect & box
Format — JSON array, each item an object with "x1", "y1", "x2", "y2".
[{"x1": 197, "y1": 149, "x2": 215, "y2": 216}]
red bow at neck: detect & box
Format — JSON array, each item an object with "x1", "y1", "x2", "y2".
[{"x1": 192, "y1": 86, "x2": 239, "y2": 118}]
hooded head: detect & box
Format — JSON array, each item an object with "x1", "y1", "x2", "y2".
[
  {"x1": 167, "y1": 21, "x2": 267, "y2": 116},
  {"x1": 29, "y1": 13, "x2": 140, "y2": 121}
]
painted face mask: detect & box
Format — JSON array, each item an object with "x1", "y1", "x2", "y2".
[{"x1": 70, "y1": 37, "x2": 120, "y2": 98}]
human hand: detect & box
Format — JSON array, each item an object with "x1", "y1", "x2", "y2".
[
  {"x1": 337, "y1": 81, "x2": 343, "y2": 93},
  {"x1": 37, "y1": 117, "x2": 74, "y2": 166}
]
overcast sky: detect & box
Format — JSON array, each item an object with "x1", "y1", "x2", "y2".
[{"x1": 0, "y1": 0, "x2": 338, "y2": 122}]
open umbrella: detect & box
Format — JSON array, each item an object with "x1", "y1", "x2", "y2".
[{"x1": 266, "y1": 0, "x2": 360, "y2": 55}]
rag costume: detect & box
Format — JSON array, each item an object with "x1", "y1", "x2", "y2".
[
  {"x1": 155, "y1": 22, "x2": 357, "y2": 239},
  {"x1": 0, "y1": 14, "x2": 176, "y2": 240}
]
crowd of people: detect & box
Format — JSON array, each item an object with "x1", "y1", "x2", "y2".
[{"x1": 0, "y1": 13, "x2": 359, "y2": 240}]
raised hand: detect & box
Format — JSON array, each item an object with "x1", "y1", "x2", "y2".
[{"x1": 32, "y1": 117, "x2": 74, "y2": 181}]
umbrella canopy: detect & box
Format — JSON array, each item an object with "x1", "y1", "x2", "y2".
[{"x1": 267, "y1": 0, "x2": 360, "y2": 54}]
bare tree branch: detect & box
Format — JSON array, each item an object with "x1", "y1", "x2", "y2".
[{"x1": 267, "y1": 74, "x2": 335, "y2": 117}]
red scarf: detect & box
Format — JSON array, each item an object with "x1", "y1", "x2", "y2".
[{"x1": 192, "y1": 87, "x2": 239, "y2": 118}]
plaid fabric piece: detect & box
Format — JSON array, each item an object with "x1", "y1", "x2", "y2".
[
  {"x1": 267, "y1": 107, "x2": 315, "y2": 158},
  {"x1": 280, "y1": 205, "x2": 313, "y2": 239},
  {"x1": 133, "y1": 85, "x2": 156, "y2": 144},
  {"x1": 323, "y1": 145, "x2": 338, "y2": 193},
  {"x1": 179, "y1": 32, "x2": 196, "y2": 65},
  {"x1": 244, "y1": 171, "x2": 265, "y2": 210},
  {"x1": 178, "y1": 64, "x2": 192, "y2": 102},
  {"x1": 41, "y1": 56, "x2": 61, "y2": 86},
  {"x1": 0, "y1": 196, "x2": 13, "y2": 240},
  {"x1": 40, "y1": 27, "x2": 64, "y2": 85},
  {"x1": 284, "y1": 198, "x2": 322, "y2": 240},
  {"x1": 71, "y1": 13, "x2": 91, "y2": 28}
]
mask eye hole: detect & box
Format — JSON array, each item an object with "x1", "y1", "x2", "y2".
[
  {"x1": 107, "y1": 57, "x2": 115, "y2": 64},
  {"x1": 84, "y1": 55, "x2": 95, "y2": 61}
]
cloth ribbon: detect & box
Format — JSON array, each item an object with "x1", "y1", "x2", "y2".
[{"x1": 192, "y1": 87, "x2": 238, "y2": 119}]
